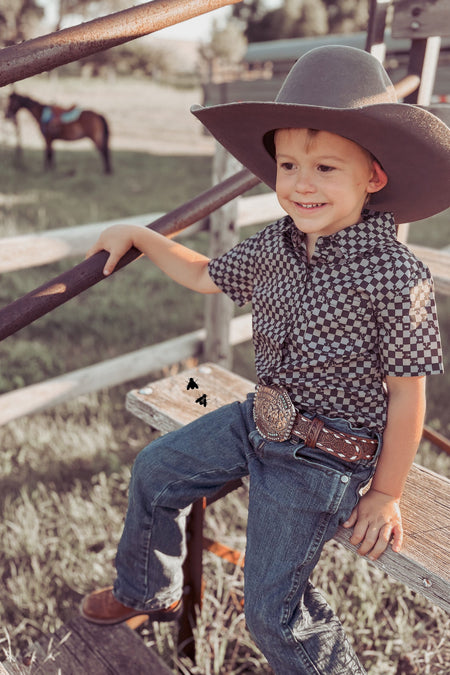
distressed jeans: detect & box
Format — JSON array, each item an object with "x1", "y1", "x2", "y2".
[{"x1": 113, "y1": 394, "x2": 379, "y2": 674}]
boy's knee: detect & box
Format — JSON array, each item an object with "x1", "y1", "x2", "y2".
[
  {"x1": 130, "y1": 439, "x2": 167, "y2": 489},
  {"x1": 245, "y1": 595, "x2": 282, "y2": 649}
]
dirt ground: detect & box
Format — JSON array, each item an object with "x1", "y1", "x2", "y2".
[{"x1": 0, "y1": 75, "x2": 216, "y2": 156}]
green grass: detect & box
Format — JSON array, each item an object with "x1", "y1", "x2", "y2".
[{"x1": 1, "y1": 138, "x2": 450, "y2": 673}]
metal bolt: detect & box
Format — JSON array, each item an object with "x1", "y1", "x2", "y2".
[
  {"x1": 411, "y1": 20, "x2": 421, "y2": 30},
  {"x1": 422, "y1": 578, "x2": 432, "y2": 588}
]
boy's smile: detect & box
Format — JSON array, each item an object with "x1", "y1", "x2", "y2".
[{"x1": 275, "y1": 128, "x2": 387, "y2": 252}]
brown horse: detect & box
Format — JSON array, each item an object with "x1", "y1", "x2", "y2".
[{"x1": 5, "y1": 92, "x2": 112, "y2": 174}]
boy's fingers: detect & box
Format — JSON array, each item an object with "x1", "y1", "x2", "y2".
[
  {"x1": 391, "y1": 525, "x2": 403, "y2": 553},
  {"x1": 350, "y1": 523, "x2": 374, "y2": 552},
  {"x1": 342, "y1": 508, "x2": 357, "y2": 529},
  {"x1": 84, "y1": 243, "x2": 121, "y2": 275},
  {"x1": 103, "y1": 252, "x2": 120, "y2": 275},
  {"x1": 347, "y1": 513, "x2": 370, "y2": 545},
  {"x1": 365, "y1": 525, "x2": 393, "y2": 560}
]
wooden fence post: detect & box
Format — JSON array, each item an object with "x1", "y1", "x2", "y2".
[{"x1": 204, "y1": 145, "x2": 242, "y2": 368}]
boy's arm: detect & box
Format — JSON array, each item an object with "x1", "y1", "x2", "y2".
[
  {"x1": 86, "y1": 224, "x2": 221, "y2": 294},
  {"x1": 343, "y1": 374, "x2": 426, "y2": 560}
]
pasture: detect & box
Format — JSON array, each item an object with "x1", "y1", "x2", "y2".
[{"x1": 0, "y1": 75, "x2": 449, "y2": 674}]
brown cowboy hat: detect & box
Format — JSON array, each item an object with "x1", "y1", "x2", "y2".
[{"x1": 192, "y1": 45, "x2": 450, "y2": 223}]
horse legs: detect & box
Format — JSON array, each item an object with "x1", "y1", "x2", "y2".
[
  {"x1": 94, "y1": 115, "x2": 112, "y2": 174},
  {"x1": 101, "y1": 144, "x2": 112, "y2": 174},
  {"x1": 45, "y1": 139, "x2": 54, "y2": 170}
]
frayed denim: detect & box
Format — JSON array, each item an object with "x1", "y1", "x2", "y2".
[{"x1": 113, "y1": 394, "x2": 379, "y2": 674}]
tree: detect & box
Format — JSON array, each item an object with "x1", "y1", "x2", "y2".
[
  {"x1": 323, "y1": 0, "x2": 369, "y2": 34},
  {"x1": 204, "y1": 18, "x2": 248, "y2": 64},
  {"x1": 231, "y1": 0, "x2": 369, "y2": 42},
  {"x1": 0, "y1": 0, "x2": 44, "y2": 47},
  {"x1": 232, "y1": 0, "x2": 268, "y2": 26},
  {"x1": 259, "y1": 0, "x2": 328, "y2": 40},
  {"x1": 51, "y1": 0, "x2": 125, "y2": 31}
]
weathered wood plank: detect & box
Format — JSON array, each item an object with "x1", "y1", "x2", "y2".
[
  {"x1": 204, "y1": 145, "x2": 241, "y2": 368},
  {"x1": 392, "y1": 0, "x2": 450, "y2": 39},
  {"x1": 334, "y1": 466, "x2": 450, "y2": 610},
  {"x1": 127, "y1": 363, "x2": 450, "y2": 613},
  {"x1": 127, "y1": 363, "x2": 253, "y2": 434},
  {"x1": 22, "y1": 615, "x2": 173, "y2": 674}
]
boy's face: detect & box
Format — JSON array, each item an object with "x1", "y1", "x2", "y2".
[{"x1": 274, "y1": 128, "x2": 387, "y2": 240}]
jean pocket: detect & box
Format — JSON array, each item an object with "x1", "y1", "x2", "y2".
[
  {"x1": 287, "y1": 454, "x2": 355, "y2": 565},
  {"x1": 292, "y1": 453, "x2": 352, "y2": 516}
]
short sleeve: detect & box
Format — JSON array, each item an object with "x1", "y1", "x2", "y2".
[
  {"x1": 375, "y1": 261, "x2": 444, "y2": 377},
  {"x1": 208, "y1": 231, "x2": 261, "y2": 306}
]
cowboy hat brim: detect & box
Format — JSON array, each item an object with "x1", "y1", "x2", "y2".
[{"x1": 192, "y1": 101, "x2": 450, "y2": 224}]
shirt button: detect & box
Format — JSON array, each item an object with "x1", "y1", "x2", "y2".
[{"x1": 341, "y1": 475, "x2": 350, "y2": 484}]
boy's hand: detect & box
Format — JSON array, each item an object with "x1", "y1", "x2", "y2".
[
  {"x1": 342, "y1": 488, "x2": 403, "y2": 560},
  {"x1": 86, "y1": 225, "x2": 136, "y2": 276}
]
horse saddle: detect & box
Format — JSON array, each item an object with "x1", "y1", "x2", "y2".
[{"x1": 40, "y1": 105, "x2": 83, "y2": 128}]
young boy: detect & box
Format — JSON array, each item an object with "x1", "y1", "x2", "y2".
[{"x1": 81, "y1": 46, "x2": 449, "y2": 673}]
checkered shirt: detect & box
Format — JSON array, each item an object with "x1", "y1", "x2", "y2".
[{"x1": 208, "y1": 210, "x2": 443, "y2": 432}]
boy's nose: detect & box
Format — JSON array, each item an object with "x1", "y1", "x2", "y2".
[{"x1": 294, "y1": 170, "x2": 316, "y2": 193}]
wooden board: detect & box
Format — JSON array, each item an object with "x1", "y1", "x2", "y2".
[
  {"x1": 127, "y1": 363, "x2": 254, "y2": 435},
  {"x1": 127, "y1": 363, "x2": 450, "y2": 613},
  {"x1": 392, "y1": 0, "x2": 450, "y2": 39},
  {"x1": 4, "y1": 615, "x2": 173, "y2": 674}
]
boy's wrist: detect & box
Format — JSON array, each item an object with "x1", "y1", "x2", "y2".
[{"x1": 367, "y1": 485, "x2": 401, "y2": 501}]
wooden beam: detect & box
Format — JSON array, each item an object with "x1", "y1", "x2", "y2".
[
  {"x1": 24, "y1": 615, "x2": 173, "y2": 674},
  {"x1": 392, "y1": 0, "x2": 450, "y2": 39},
  {"x1": 205, "y1": 146, "x2": 241, "y2": 368}
]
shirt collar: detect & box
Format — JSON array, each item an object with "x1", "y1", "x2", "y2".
[{"x1": 285, "y1": 210, "x2": 397, "y2": 262}]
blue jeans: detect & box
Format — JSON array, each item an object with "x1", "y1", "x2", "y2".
[{"x1": 114, "y1": 394, "x2": 380, "y2": 674}]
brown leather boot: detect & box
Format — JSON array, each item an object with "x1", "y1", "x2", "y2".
[{"x1": 80, "y1": 586, "x2": 182, "y2": 625}]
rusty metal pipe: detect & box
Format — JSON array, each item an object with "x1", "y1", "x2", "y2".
[
  {"x1": 0, "y1": 169, "x2": 260, "y2": 342},
  {"x1": 0, "y1": 0, "x2": 241, "y2": 87}
]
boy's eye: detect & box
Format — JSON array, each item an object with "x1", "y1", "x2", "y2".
[
  {"x1": 279, "y1": 161, "x2": 296, "y2": 171},
  {"x1": 317, "y1": 164, "x2": 335, "y2": 173}
]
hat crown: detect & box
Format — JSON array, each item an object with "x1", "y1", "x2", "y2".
[{"x1": 276, "y1": 45, "x2": 397, "y2": 109}]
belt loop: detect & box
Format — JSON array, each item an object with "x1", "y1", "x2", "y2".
[{"x1": 304, "y1": 417, "x2": 324, "y2": 448}]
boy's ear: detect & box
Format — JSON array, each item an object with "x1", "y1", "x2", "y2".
[{"x1": 367, "y1": 160, "x2": 388, "y2": 194}]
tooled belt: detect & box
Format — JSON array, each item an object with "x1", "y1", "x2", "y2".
[{"x1": 253, "y1": 384, "x2": 377, "y2": 463}]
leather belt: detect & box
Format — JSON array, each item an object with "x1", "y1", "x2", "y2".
[{"x1": 253, "y1": 384, "x2": 377, "y2": 463}]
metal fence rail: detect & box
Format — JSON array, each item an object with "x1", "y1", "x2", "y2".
[
  {"x1": 0, "y1": 0, "x2": 241, "y2": 87},
  {"x1": 0, "y1": 168, "x2": 259, "y2": 342}
]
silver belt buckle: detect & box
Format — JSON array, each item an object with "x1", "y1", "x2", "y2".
[{"x1": 254, "y1": 384, "x2": 296, "y2": 442}]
